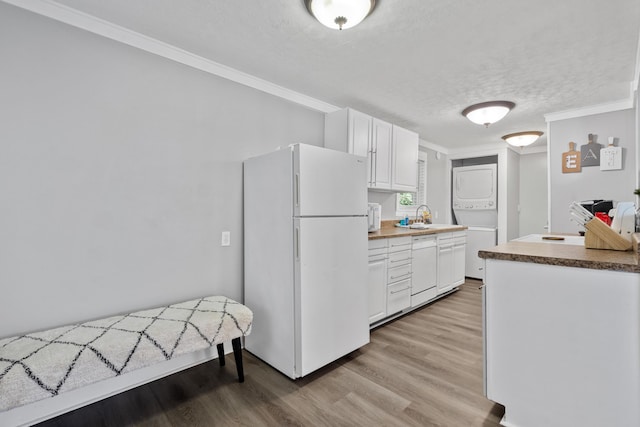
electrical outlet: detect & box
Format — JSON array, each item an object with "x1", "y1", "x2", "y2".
[
  {"x1": 221, "y1": 231, "x2": 230, "y2": 246},
  {"x1": 434, "y1": 211, "x2": 439, "y2": 219}
]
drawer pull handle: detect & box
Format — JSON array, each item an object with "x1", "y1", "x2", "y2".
[
  {"x1": 389, "y1": 274, "x2": 411, "y2": 280},
  {"x1": 390, "y1": 287, "x2": 410, "y2": 294},
  {"x1": 389, "y1": 258, "x2": 410, "y2": 263}
]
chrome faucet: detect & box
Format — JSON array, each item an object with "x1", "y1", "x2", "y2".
[{"x1": 415, "y1": 204, "x2": 432, "y2": 224}]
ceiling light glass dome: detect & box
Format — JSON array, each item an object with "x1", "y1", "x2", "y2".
[
  {"x1": 305, "y1": 0, "x2": 376, "y2": 30},
  {"x1": 462, "y1": 101, "x2": 516, "y2": 127},
  {"x1": 502, "y1": 131, "x2": 544, "y2": 147}
]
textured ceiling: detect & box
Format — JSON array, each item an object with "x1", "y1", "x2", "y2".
[{"x1": 54, "y1": 0, "x2": 640, "y2": 150}]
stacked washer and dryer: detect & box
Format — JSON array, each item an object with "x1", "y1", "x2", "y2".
[{"x1": 452, "y1": 164, "x2": 498, "y2": 280}]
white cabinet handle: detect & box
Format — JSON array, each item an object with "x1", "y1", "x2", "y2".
[
  {"x1": 390, "y1": 287, "x2": 410, "y2": 294},
  {"x1": 371, "y1": 150, "x2": 377, "y2": 185},
  {"x1": 389, "y1": 273, "x2": 411, "y2": 280},
  {"x1": 389, "y1": 258, "x2": 410, "y2": 263}
]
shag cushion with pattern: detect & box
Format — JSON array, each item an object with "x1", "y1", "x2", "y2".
[{"x1": 0, "y1": 296, "x2": 252, "y2": 412}]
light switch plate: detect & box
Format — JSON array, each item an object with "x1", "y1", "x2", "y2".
[{"x1": 221, "y1": 231, "x2": 230, "y2": 246}]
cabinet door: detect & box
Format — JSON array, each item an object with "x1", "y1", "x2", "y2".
[
  {"x1": 391, "y1": 125, "x2": 419, "y2": 191},
  {"x1": 370, "y1": 118, "x2": 392, "y2": 189},
  {"x1": 368, "y1": 257, "x2": 387, "y2": 324},
  {"x1": 348, "y1": 109, "x2": 372, "y2": 158},
  {"x1": 437, "y1": 245, "x2": 454, "y2": 294},
  {"x1": 453, "y1": 243, "x2": 466, "y2": 285}
]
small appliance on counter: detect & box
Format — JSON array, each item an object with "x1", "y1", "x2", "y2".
[
  {"x1": 609, "y1": 202, "x2": 635, "y2": 240},
  {"x1": 368, "y1": 203, "x2": 381, "y2": 232}
]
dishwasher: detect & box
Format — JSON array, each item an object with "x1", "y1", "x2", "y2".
[{"x1": 411, "y1": 235, "x2": 437, "y2": 307}]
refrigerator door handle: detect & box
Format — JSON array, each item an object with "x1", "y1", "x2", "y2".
[
  {"x1": 295, "y1": 226, "x2": 300, "y2": 260},
  {"x1": 295, "y1": 173, "x2": 300, "y2": 207}
]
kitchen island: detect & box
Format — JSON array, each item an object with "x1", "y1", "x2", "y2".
[{"x1": 479, "y1": 235, "x2": 640, "y2": 427}]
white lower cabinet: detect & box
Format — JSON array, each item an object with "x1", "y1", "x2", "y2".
[
  {"x1": 387, "y1": 279, "x2": 411, "y2": 315},
  {"x1": 453, "y1": 233, "x2": 466, "y2": 285},
  {"x1": 437, "y1": 232, "x2": 466, "y2": 294},
  {"x1": 367, "y1": 239, "x2": 388, "y2": 324},
  {"x1": 386, "y1": 236, "x2": 412, "y2": 316},
  {"x1": 368, "y1": 231, "x2": 466, "y2": 327}
]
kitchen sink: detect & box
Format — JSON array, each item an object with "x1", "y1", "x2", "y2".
[{"x1": 408, "y1": 223, "x2": 430, "y2": 229}]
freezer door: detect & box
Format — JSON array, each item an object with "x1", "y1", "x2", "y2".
[
  {"x1": 293, "y1": 144, "x2": 367, "y2": 217},
  {"x1": 294, "y1": 216, "x2": 369, "y2": 377}
]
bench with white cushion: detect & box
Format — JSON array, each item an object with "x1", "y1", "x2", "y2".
[{"x1": 0, "y1": 296, "x2": 253, "y2": 415}]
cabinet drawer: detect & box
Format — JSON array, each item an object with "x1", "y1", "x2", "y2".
[
  {"x1": 388, "y1": 249, "x2": 411, "y2": 266},
  {"x1": 368, "y1": 239, "x2": 388, "y2": 250},
  {"x1": 369, "y1": 239, "x2": 388, "y2": 259},
  {"x1": 388, "y1": 236, "x2": 411, "y2": 252},
  {"x1": 387, "y1": 279, "x2": 411, "y2": 315},
  {"x1": 388, "y1": 263, "x2": 411, "y2": 283}
]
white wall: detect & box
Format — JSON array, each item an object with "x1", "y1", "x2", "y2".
[
  {"x1": 424, "y1": 146, "x2": 451, "y2": 224},
  {"x1": 548, "y1": 108, "x2": 636, "y2": 233},
  {"x1": 519, "y1": 152, "x2": 548, "y2": 236},
  {"x1": 367, "y1": 191, "x2": 397, "y2": 220},
  {"x1": 506, "y1": 148, "x2": 520, "y2": 240},
  {"x1": 0, "y1": 4, "x2": 324, "y2": 338}
]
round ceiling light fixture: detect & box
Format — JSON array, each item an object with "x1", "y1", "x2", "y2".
[
  {"x1": 461, "y1": 101, "x2": 516, "y2": 127},
  {"x1": 502, "y1": 131, "x2": 544, "y2": 147},
  {"x1": 304, "y1": 0, "x2": 376, "y2": 30}
]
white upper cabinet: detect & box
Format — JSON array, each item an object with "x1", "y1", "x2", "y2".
[
  {"x1": 348, "y1": 109, "x2": 372, "y2": 158},
  {"x1": 324, "y1": 108, "x2": 371, "y2": 158},
  {"x1": 391, "y1": 125, "x2": 419, "y2": 192},
  {"x1": 324, "y1": 108, "x2": 418, "y2": 192},
  {"x1": 370, "y1": 118, "x2": 392, "y2": 190}
]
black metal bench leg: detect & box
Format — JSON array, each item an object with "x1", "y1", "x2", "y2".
[
  {"x1": 216, "y1": 343, "x2": 225, "y2": 366},
  {"x1": 232, "y1": 337, "x2": 244, "y2": 382}
]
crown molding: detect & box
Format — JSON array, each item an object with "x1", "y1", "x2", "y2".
[
  {"x1": 419, "y1": 139, "x2": 449, "y2": 155},
  {"x1": 2, "y1": 0, "x2": 339, "y2": 114},
  {"x1": 544, "y1": 98, "x2": 634, "y2": 122},
  {"x1": 518, "y1": 144, "x2": 547, "y2": 155}
]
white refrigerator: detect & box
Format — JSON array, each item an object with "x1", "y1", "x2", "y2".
[{"x1": 243, "y1": 143, "x2": 369, "y2": 379}]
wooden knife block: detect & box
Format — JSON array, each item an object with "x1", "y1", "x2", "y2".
[{"x1": 584, "y1": 218, "x2": 632, "y2": 251}]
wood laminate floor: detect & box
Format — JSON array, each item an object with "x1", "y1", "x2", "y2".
[{"x1": 39, "y1": 279, "x2": 504, "y2": 426}]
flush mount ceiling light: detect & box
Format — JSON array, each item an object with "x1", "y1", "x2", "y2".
[
  {"x1": 461, "y1": 101, "x2": 516, "y2": 127},
  {"x1": 304, "y1": 0, "x2": 376, "y2": 30},
  {"x1": 502, "y1": 131, "x2": 544, "y2": 147}
]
